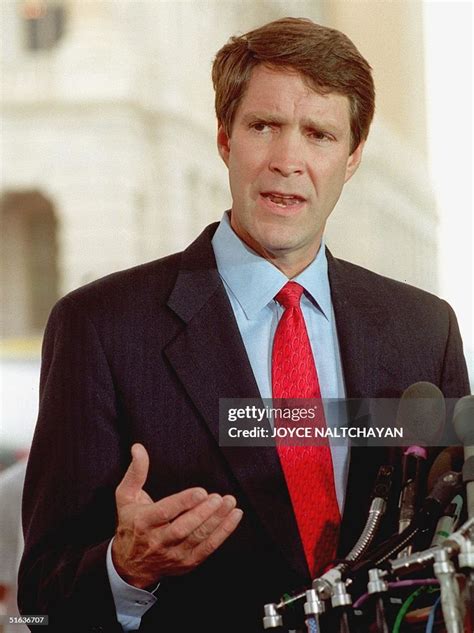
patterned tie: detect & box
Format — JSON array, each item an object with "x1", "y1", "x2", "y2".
[{"x1": 272, "y1": 281, "x2": 340, "y2": 576}]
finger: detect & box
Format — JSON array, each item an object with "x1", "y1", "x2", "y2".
[
  {"x1": 116, "y1": 444, "x2": 150, "y2": 505},
  {"x1": 181, "y1": 495, "x2": 237, "y2": 547},
  {"x1": 161, "y1": 494, "x2": 234, "y2": 546},
  {"x1": 141, "y1": 486, "x2": 209, "y2": 529},
  {"x1": 189, "y1": 508, "x2": 243, "y2": 565}
]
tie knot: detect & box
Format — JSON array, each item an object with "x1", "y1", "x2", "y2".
[{"x1": 275, "y1": 281, "x2": 304, "y2": 309}]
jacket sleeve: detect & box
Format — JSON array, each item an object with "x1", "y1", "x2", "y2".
[
  {"x1": 18, "y1": 294, "x2": 125, "y2": 633},
  {"x1": 439, "y1": 300, "x2": 471, "y2": 398}
]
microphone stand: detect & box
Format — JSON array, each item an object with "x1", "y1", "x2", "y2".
[
  {"x1": 380, "y1": 519, "x2": 474, "y2": 633},
  {"x1": 433, "y1": 548, "x2": 463, "y2": 633},
  {"x1": 374, "y1": 597, "x2": 389, "y2": 633},
  {"x1": 331, "y1": 580, "x2": 352, "y2": 633},
  {"x1": 347, "y1": 471, "x2": 463, "y2": 583},
  {"x1": 367, "y1": 569, "x2": 389, "y2": 633},
  {"x1": 457, "y1": 520, "x2": 474, "y2": 632},
  {"x1": 262, "y1": 465, "x2": 393, "y2": 630},
  {"x1": 303, "y1": 589, "x2": 325, "y2": 633}
]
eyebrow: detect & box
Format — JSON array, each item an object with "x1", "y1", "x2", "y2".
[
  {"x1": 240, "y1": 111, "x2": 343, "y2": 133},
  {"x1": 241, "y1": 112, "x2": 285, "y2": 126}
]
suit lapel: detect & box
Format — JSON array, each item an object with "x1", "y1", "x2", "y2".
[
  {"x1": 164, "y1": 225, "x2": 309, "y2": 580},
  {"x1": 327, "y1": 250, "x2": 385, "y2": 398},
  {"x1": 327, "y1": 250, "x2": 395, "y2": 555}
]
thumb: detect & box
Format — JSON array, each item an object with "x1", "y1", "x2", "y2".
[{"x1": 116, "y1": 443, "x2": 150, "y2": 505}]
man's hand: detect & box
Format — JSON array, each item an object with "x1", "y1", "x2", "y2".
[{"x1": 111, "y1": 443, "x2": 243, "y2": 589}]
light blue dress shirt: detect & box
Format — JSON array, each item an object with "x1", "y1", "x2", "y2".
[
  {"x1": 212, "y1": 212, "x2": 350, "y2": 510},
  {"x1": 107, "y1": 212, "x2": 350, "y2": 630}
]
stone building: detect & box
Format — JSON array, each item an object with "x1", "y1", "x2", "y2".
[{"x1": 1, "y1": 0, "x2": 436, "y2": 341}]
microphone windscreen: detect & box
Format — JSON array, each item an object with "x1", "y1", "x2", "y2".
[
  {"x1": 453, "y1": 395, "x2": 474, "y2": 445},
  {"x1": 395, "y1": 382, "x2": 446, "y2": 446},
  {"x1": 427, "y1": 446, "x2": 464, "y2": 492}
]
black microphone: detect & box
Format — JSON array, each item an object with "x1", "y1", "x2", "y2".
[
  {"x1": 453, "y1": 395, "x2": 474, "y2": 518},
  {"x1": 347, "y1": 468, "x2": 462, "y2": 581},
  {"x1": 427, "y1": 446, "x2": 464, "y2": 492},
  {"x1": 426, "y1": 446, "x2": 464, "y2": 546},
  {"x1": 395, "y1": 383, "x2": 446, "y2": 536},
  {"x1": 398, "y1": 446, "x2": 428, "y2": 535}
]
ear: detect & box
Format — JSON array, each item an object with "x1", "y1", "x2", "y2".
[
  {"x1": 344, "y1": 140, "x2": 365, "y2": 183},
  {"x1": 217, "y1": 123, "x2": 231, "y2": 167}
]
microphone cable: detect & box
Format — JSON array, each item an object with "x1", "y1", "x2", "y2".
[
  {"x1": 426, "y1": 595, "x2": 442, "y2": 633},
  {"x1": 392, "y1": 585, "x2": 440, "y2": 633}
]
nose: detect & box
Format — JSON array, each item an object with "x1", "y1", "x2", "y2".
[{"x1": 268, "y1": 131, "x2": 305, "y2": 177}]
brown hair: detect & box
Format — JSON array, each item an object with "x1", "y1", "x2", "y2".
[{"x1": 212, "y1": 17, "x2": 375, "y2": 153}]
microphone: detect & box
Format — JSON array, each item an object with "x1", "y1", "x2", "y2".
[
  {"x1": 427, "y1": 446, "x2": 464, "y2": 546},
  {"x1": 382, "y1": 516, "x2": 474, "y2": 578},
  {"x1": 395, "y1": 383, "x2": 446, "y2": 539},
  {"x1": 347, "y1": 469, "x2": 463, "y2": 581},
  {"x1": 431, "y1": 494, "x2": 463, "y2": 546},
  {"x1": 263, "y1": 465, "x2": 395, "y2": 625},
  {"x1": 398, "y1": 446, "x2": 428, "y2": 535},
  {"x1": 453, "y1": 395, "x2": 474, "y2": 518},
  {"x1": 311, "y1": 465, "x2": 394, "y2": 602},
  {"x1": 427, "y1": 446, "x2": 464, "y2": 492},
  {"x1": 395, "y1": 381, "x2": 446, "y2": 446}
]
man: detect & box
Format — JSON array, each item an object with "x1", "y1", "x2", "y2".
[{"x1": 19, "y1": 18, "x2": 469, "y2": 633}]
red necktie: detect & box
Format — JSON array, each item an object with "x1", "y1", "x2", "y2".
[{"x1": 272, "y1": 281, "x2": 340, "y2": 575}]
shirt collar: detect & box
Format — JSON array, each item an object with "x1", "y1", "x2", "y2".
[{"x1": 212, "y1": 212, "x2": 331, "y2": 321}]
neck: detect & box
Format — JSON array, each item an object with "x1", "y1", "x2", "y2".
[
  {"x1": 265, "y1": 251, "x2": 319, "y2": 278},
  {"x1": 230, "y1": 225, "x2": 321, "y2": 278}
]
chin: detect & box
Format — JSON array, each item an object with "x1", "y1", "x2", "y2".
[{"x1": 260, "y1": 237, "x2": 305, "y2": 257}]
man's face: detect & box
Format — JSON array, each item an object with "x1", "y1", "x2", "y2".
[{"x1": 217, "y1": 65, "x2": 365, "y2": 276}]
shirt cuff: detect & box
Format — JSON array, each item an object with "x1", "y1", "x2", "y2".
[{"x1": 106, "y1": 538, "x2": 159, "y2": 630}]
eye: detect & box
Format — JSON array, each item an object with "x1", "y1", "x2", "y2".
[
  {"x1": 250, "y1": 121, "x2": 272, "y2": 133},
  {"x1": 308, "y1": 129, "x2": 333, "y2": 142}
]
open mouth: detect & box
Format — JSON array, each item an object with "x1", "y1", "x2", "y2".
[{"x1": 261, "y1": 192, "x2": 305, "y2": 207}]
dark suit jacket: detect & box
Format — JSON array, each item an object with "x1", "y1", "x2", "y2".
[{"x1": 19, "y1": 223, "x2": 470, "y2": 632}]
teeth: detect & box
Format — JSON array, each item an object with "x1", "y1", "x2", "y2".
[{"x1": 265, "y1": 194, "x2": 301, "y2": 206}]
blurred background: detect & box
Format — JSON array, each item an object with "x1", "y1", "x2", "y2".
[{"x1": 0, "y1": 0, "x2": 472, "y2": 623}]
